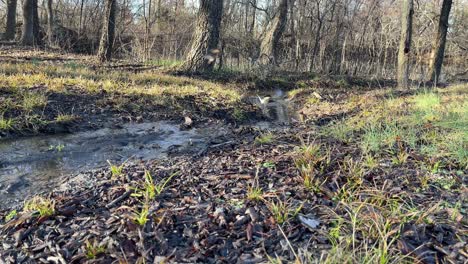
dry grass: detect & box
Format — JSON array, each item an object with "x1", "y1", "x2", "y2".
[{"x1": 0, "y1": 57, "x2": 243, "y2": 135}]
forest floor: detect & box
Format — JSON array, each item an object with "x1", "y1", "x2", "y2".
[{"x1": 0, "y1": 47, "x2": 467, "y2": 263}]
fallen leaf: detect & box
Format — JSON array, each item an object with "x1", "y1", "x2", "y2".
[{"x1": 298, "y1": 215, "x2": 320, "y2": 230}]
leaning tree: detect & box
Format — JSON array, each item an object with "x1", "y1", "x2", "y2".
[
  {"x1": 97, "y1": 0, "x2": 117, "y2": 62},
  {"x1": 427, "y1": 0, "x2": 453, "y2": 84},
  {"x1": 182, "y1": 0, "x2": 224, "y2": 72},
  {"x1": 259, "y1": 0, "x2": 289, "y2": 66}
]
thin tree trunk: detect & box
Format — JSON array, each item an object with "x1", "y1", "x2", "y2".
[
  {"x1": 46, "y1": 0, "x2": 54, "y2": 45},
  {"x1": 250, "y1": 0, "x2": 256, "y2": 36},
  {"x1": 32, "y1": 0, "x2": 40, "y2": 42},
  {"x1": 97, "y1": 0, "x2": 117, "y2": 62},
  {"x1": 331, "y1": 3, "x2": 345, "y2": 74},
  {"x1": 259, "y1": 0, "x2": 288, "y2": 66},
  {"x1": 5, "y1": 0, "x2": 17, "y2": 40},
  {"x1": 79, "y1": 0, "x2": 84, "y2": 36},
  {"x1": 309, "y1": 19, "x2": 322, "y2": 72},
  {"x1": 397, "y1": 0, "x2": 414, "y2": 89},
  {"x1": 182, "y1": 0, "x2": 224, "y2": 72},
  {"x1": 427, "y1": 0, "x2": 452, "y2": 84}
]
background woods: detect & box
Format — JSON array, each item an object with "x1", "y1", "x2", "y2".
[
  {"x1": 0, "y1": 0, "x2": 467, "y2": 81},
  {"x1": 0, "y1": 1, "x2": 467, "y2": 263}
]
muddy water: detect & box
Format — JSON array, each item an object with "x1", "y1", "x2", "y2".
[
  {"x1": 0, "y1": 122, "x2": 226, "y2": 208},
  {"x1": 0, "y1": 89, "x2": 297, "y2": 209}
]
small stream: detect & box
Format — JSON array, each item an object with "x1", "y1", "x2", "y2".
[
  {"x1": 0, "y1": 122, "x2": 227, "y2": 208},
  {"x1": 0, "y1": 89, "x2": 297, "y2": 209}
]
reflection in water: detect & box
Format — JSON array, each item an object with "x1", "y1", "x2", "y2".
[{"x1": 0, "y1": 122, "x2": 222, "y2": 208}]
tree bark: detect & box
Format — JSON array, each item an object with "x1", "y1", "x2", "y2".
[
  {"x1": 397, "y1": 0, "x2": 414, "y2": 89},
  {"x1": 427, "y1": 0, "x2": 452, "y2": 84},
  {"x1": 309, "y1": 18, "x2": 322, "y2": 72},
  {"x1": 182, "y1": 0, "x2": 224, "y2": 72},
  {"x1": 78, "y1": 0, "x2": 85, "y2": 36},
  {"x1": 21, "y1": 0, "x2": 41, "y2": 46},
  {"x1": 97, "y1": 0, "x2": 117, "y2": 62},
  {"x1": 250, "y1": 0, "x2": 256, "y2": 36},
  {"x1": 259, "y1": 0, "x2": 288, "y2": 66},
  {"x1": 5, "y1": 0, "x2": 17, "y2": 40},
  {"x1": 46, "y1": 0, "x2": 54, "y2": 45}
]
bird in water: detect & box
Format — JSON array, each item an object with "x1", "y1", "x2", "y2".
[
  {"x1": 257, "y1": 95, "x2": 271, "y2": 118},
  {"x1": 257, "y1": 95, "x2": 271, "y2": 106}
]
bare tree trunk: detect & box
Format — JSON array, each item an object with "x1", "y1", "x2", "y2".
[
  {"x1": 259, "y1": 0, "x2": 288, "y2": 66},
  {"x1": 397, "y1": 0, "x2": 414, "y2": 89},
  {"x1": 32, "y1": 0, "x2": 40, "y2": 42},
  {"x1": 250, "y1": 0, "x2": 256, "y2": 36},
  {"x1": 309, "y1": 19, "x2": 323, "y2": 72},
  {"x1": 21, "y1": 0, "x2": 41, "y2": 46},
  {"x1": 5, "y1": 0, "x2": 17, "y2": 40},
  {"x1": 46, "y1": 0, "x2": 54, "y2": 45},
  {"x1": 331, "y1": 3, "x2": 345, "y2": 75},
  {"x1": 97, "y1": 0, "x2": 117, "y2": 62},
  {"x1": 182, "y1": 0, "x2": 223, "y2": 72},
  {"x1": 78, "y1": 0, "x2": 84, "y2": 36},
  {"x1": 427, "y1": 0, "x2": 452, "y2": 84}
]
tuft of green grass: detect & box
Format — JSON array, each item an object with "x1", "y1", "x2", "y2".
[
  {"x1": 107, "y1": 160, "x2": 124, "y2": 178},
  {"x1": 320, "y1": 192, "x2": 422, "y2": 264},
  {"x1": 341, "y1": 157, "x2": 364, "y2": 186},
  {"x1": 84, "y1": 240, "x2": 106, "y2": 259},
  {"x1": 21, "y1": 92, "x2": 48, "y2": 111},
  {"x1": 294, "y1": 142, "x2": 330, "y2": 192},
  {"x1": 247, "y1": 186, "x2": 263, "y2": 201},
  {"x1": 232, "y1": 107, "x2": 247, "y2": 122},
  {"x1": 154, "y1": 172, "x2": 177, "y2": 196},
  {"x1": 298, "y1": 164, "x2": 322, "y2": 192},
  {"x1": 134, "y1": 204, "x2": 150, "y2": 226},
  {"x1": 360, "y1": 122, "x2": 408, "y2": 154},
  {"x1": 5, "y1": 210, "x2": 17, "y2": 222},
  {"x1": 147, "y1": 58, "x2": 183, "y2": 68},
  {"x1": 0, "y1": 116, "x2": 14, "y2": 130},
  {"x1": 48, "y1": 144, "x2": 65, "y2": 152},
  {"x1": 133, "y1": 171, "x2": 178, "y2": 200},
  {"x1": 391, "y1": 151, "x2": 409, "y2": 165},
  {"x1": 55, "y1": 114, "x2": 77, "y2": 123},
  {"x1": 363, "y1": 155, "x2": 379, "y2": 170},
  {"x1": 294, "y1": 143, "x2": 322, "y2": 167},
  {"x1": 413, "y1": 91, "x2": 440, "y2": 112},
  {"x1": 255, "y1": 132, "x2": 274, "y2": 145},
  {"x1": 23, "y1": 196, "x2": 55, "y2": 217},
  {"x1": 321, "y1": 121, "x2": 354, "y2": 143},
  {"x1": 141, "y1": 170, "x2": 157, "y2": 200},
  {"x1": 262, "y1": 161, "x2": 276, "y2": 169},
  {"x1": 247, "y1": 167, "x2": 264, "y2": 202},
  {"x1": 267, "y1": 198, "x2": 303, "y2": 225}
]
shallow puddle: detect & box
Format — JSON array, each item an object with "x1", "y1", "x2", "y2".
[
  {"x1": 0, "y1": 89, "x2": 297, "y2": 208},
  {"x1": 0, "y1": 122, "x2": 223, "y2": 208}
]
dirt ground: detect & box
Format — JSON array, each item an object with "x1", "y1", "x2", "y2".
[{"x1": 0, "y1": 48, "x2": 466, "y2": 263}]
